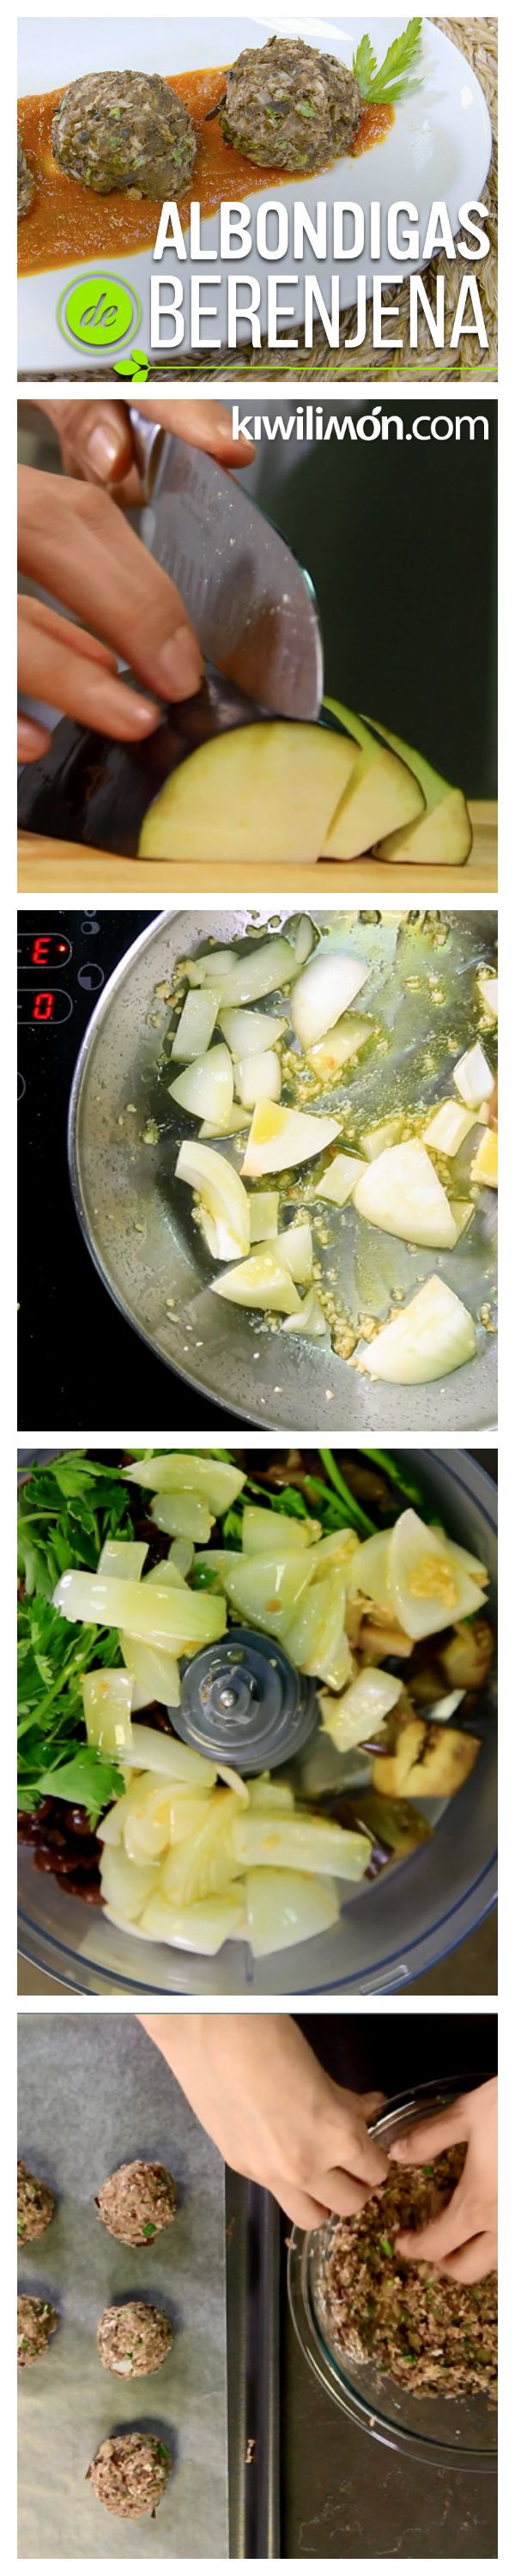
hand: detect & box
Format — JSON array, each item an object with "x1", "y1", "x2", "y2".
[
  {"x1": 138, "y1": 2014, "x2": 388, "y2": 2229},
  {"x1": 33, "y1": 398, "x2": 254, "y2": 506},
  {"x1": 18, "y1": 596, "x2": 161, "y2": 758},
  {"x1": 388, "y1": 2077, "x2": 498, "y2": 2281},
  {"x1": 19, "y1": 463, "x2": 206, "y2": 739}
]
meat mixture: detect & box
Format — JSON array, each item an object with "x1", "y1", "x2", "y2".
[
  {"x1": 97, "y1": 2299, "x2": 173, "y2": 2377},
  {"x1": 52, "y1": 70, "x2": 197, "y2": 197},
  {"x1": 87, "y1": 2430, "x2": 170, "y2": 2519},
  {"x1": 95, "y1": 2158, "x2": 178, "y2": 2245},
  {"x1": 219, "y1": 37, "x2": 361, "y2": 173},
  {"x1": 17, "y1": 137, "x2": 34, "y2": 221},
  {"x1": 17, "y1": 2158, "x2": 55, "y2": 2243},
  {"x1": 17, "y1": 2293, "x2": 58, "y2": 2368},
  {"x1": 319, "y1": 2149, "x2": 498, "y2": 2400}
]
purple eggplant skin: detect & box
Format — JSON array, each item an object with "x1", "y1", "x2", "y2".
[{"x1": 17, "y1": 668, "x2": 269, "y2": 856}]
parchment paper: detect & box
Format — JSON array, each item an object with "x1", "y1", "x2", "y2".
[{"x1": 18, "y1": 2014, "x2": 229, "y2": 2559}]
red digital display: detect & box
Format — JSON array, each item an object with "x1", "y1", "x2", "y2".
[
  {"x1": 18, "y1": 933, "x2": 72, "y2": 969},
  {"x1": 18, "y1": 986, "x2": 72, "y2": 1027}
]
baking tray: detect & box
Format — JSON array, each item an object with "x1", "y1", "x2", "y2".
[{"x1": 18, "y1": 2014, "x2": 281, "y2": 2557}]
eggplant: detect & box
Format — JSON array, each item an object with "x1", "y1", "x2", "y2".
[{"x1": 17, "y1": 668, "x2": 267, "y2": 856}]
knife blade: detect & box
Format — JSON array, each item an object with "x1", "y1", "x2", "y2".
[{"x1": 128, "y1": 410, "x2": 323, "y2": 720}]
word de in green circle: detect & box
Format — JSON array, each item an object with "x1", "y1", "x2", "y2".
[{"x1": 58, "y1": 272, "x2": 141, "y2": 349}]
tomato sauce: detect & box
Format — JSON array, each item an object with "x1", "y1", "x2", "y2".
[{"x1": 17, "y1": 69, "x2": 394, "y2": 278}]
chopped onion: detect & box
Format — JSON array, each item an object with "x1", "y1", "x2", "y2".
[
  {"x1": 100, "y1": 1844, "x2": 160, "y2": 1920},
  {"x1": 171, "y1": 987, "x2": 221, "y2": 1061},
  {"x1": 96, "y1": 1538, "x2": 148, "y2": 1582},
  {"x1": 241, "y1": 1504, "x2": 319, "y2": 1555},
  {"x1": 168, "y1": 1044, "x2": 233, "y2": 1124},
  {"x1": 356, "y1": 1276, "x2": 476, "y2": 1384},
  {"x1": 453, "y1": 1042, "x2": 494, "y2": 1110},
  {"x1": 144, "y1": 1558, "x2": 188, "y2": 1589},
  {"x1": 245, "y1": 1868, "x2": 339, "y2": 1957},
  {"x1": 388, "y1": 1508, "x2": 488, "y2": 1639},
  {"x1": 242, "y1": 1101, "x2": 341, "y2": 1177},
  {"x1": 219, "y1": 1547, "x2": 314, "y2": 1639},
  {"x1": 282, "y1": 1288, "x2": 330, "y2": 1341},
  {"x1": 125, "y1": 1455, "x2": 245, "y2": 1510},
  {"x1": 318, "y1": 1667, "x2": 402, "y2": 1752},
  {"x1": 210, "y1": 936, "x2": 296, "y2": 1006},
  {"x1": 348, "y1": 1529, "x2": 393, "y2": 1609},
  {"x1": 220, "y1": 1005, "x2": 288, "y2": 1057},
  {"x1": 249, "y1": 1190, "x2": 280, "y2": 1243},
  {"x1": 293, "y1": 915, "x2": 317, "y2": 967},
  {"x1": 175, "y1": 1141, "x2": 250, "y2": 1258},
  {"x1": 247, "y1": 1777, "x2": 296, "y2": 1813},
  {"x1": 289, "y1": 950, "x2": 369, "y2": 1049},
  {"x1": 119, "y1": 1631, "x2": 182, "y2": 1710},
  {"x1": 422, "y1": 1100, "x2": 476, "y2": 1157},
  {"x1": 470, "y1": 1130, "x2": 497, "y2": 1188},
  {"x1": 119, "y1": 1727, "x2": 216, "y2": 1786},
  {"x1": 232, "y1": 1811, "x2": 371, "y2": 1881},
  {"x1": 233, "y1": 1050, "x2": 282, "y2": 1110},
  {"x1": 81, "y1": 1668, "x2": 135, "y2": 1756},
  {"x1": 168, "y1": 1539, "x2": 195, "y2": 1578},
  {"x1": 161, "y1": 1790, "x2": 242, "y2": 1905},
  {"x1": 275, "y1": 1220, "x2": 313, "y2": 1285},
  {"x1": 360, "y1": 1118, "x2": 404, "y2": 1161},
  {"x1": 150, "y1": 1491, "x2": 214, "y2": 1544},
  {"x1": 198, "y1": 1107, "x2": 251, "y2": 1139},
  {"x1": 353, "y1": 1142, "x2": 458, "y2": 1249},
  {"x1": 187, "y1": 948, "x2": 235, "y2": 985},
  {"x1": 212, "y1": 1251, "x2": 301, "y2": 1314},
  {"x1": 284, "y1": 1572, "x2": 346, "y2": 1680},
  {"x1": 307, "y1": 1015, "x2": 373, "y2": 1079},
  {"x1": 136, "y1": 1892, "x2": 245, "y2": 1953},
  {"x1": 52, "y1": 1569, "x2": 227, "y2": 1651},
  {"x1": 313, "y1": 1154, "x2": 367, "y2": 1206}
]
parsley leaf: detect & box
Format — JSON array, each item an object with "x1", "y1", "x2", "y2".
[{"x1": 354, "y1": 18, "x2": 423, "y2": 105}]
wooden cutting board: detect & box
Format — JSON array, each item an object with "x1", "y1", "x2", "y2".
[{"x1": 17, "y1": 801, "x2": 497, "y2": 897}]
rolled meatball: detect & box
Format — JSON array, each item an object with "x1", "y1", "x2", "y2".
[
  {"x1": 18, "y1": 137, "x2": 34, "y2": 222},
  {"x1": 97, "y1": 2300, "x2": 173, "y2": 2379},
  {"x1": 17, "y1": 2158, "x2": 55, "y2": 2244},
  {"x1": 18, "y1": 2294, "x2": 58, "y2": 2368},
  {"x1": 52, "y1": 69, "x2": 197, "y2": 198},
  {"x1": 95, "y1": 2159, "x2": 178, "y2": 2245},
  {"x1": 219, "y1": 37, "x2": 361, "y2": 173},
  {"x1": 87, "y1": 2431, "x2": 170, "y2": 2520}
]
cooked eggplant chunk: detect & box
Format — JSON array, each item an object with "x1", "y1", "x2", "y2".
[
  {"x1": 52, "y1": 70, "x2": 197, "y2": 197},
  {"x1": 219, "y1": 37, "x2": 360, "y2": 172},
  {"x1": 372, "y1": 1716, "x2": 481, "y2": 1800},
  {"x1": 17, "y1": 137, "x2": 34, "y2": 221}
]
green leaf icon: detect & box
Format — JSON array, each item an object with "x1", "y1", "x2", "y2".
[{"x1": 112, "y1": 356, "x2": 138, "y2": 377}]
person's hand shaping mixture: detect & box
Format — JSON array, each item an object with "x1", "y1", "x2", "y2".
[
  {"x1": 18, "y1": 400, "x2": 254, "y2": 759},
  {"x1": 138, "y1": 2014, "x2": 388, "y2": 2229},
  {"x1": 389, "y1": 2077, "x2": 498, "y2": 2281}
]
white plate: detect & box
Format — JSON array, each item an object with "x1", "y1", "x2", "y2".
[{"x1": 18, "y1": 15, "x2": 492, "y2": 371}]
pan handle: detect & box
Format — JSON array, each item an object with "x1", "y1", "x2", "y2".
[{"x1": 128, "y1": 405, "x2": 167, "y2": 500}]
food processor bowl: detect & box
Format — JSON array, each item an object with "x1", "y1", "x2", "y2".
[
  {"x1": 17, "y1": 1450, "x2": 497, "y2": 1996},
  {"x1": 288, "y1": 2080, "x2": 497, "y2": 2470}
]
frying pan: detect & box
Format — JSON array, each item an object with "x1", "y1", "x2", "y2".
[{"x1": 68, "y1": 908, "x2": 497, "y2": 1433}]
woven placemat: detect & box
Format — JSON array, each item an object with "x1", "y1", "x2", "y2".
[{"x1": 20, "y1": 18, "x2": 497, "y2": 385}]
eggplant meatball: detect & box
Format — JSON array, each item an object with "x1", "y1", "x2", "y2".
[
  {"x1": 97, "y1": 2300, "x2": 173, "y2": 2379},
  {"x1": 17, "y1": 2158, "x2": 55, "y2": 2245},
  {"x1": 95, "y1": 2159, "x2": 178, "y2": 2245},
  {"x1": 219, "y1": 37, "x2": 361, "y2": 173},
  {"x1": 87, "y1": 2432, "x2": 170, "y2": 2520},
  {"x1": 52, "y1": 70, "x2": 197, "y2": 198},
  {"x1": 18, "y1": 2294, "x2": 58, "y2": 2368},
  {"x1": 17, "y1": 137, "x2": 34, "y2": 222}
]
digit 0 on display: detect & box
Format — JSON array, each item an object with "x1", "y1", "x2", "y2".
[{"x1": 17, "y1": 987, "x2": 72, "y2": 1025}]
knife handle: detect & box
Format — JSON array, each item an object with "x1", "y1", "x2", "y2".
[{"x1": 128, "y1": 406, "x2": 167, "y2": 501}]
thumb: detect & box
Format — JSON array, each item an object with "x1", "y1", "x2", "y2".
[
  {"x1": 140, "y1": 398, "x2": 256, "y2": 466},
  {"x1": 395, "y1": 2200, "x2": 459, "y2": 2265},
  {"x1": 389, "y1": 2105, "x2": 467, "y2": 2166}
]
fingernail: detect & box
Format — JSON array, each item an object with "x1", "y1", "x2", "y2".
[
  {"x1": 158, "y1": 629, "x2": 203, "y2": 699},
  {"x1": 125, "y1": 695, "x2": 162, "y2": 734},
  {"x1": 85, "y1": 422, "x2": 122, "y2": 479}
]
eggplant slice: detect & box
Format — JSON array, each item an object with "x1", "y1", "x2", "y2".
[{"x1": 17, "y1": 669, "x2": 267, "y2": 857}]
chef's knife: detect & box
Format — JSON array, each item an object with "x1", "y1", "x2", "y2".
[{"x1": 129, "y1": 407, "x2": 323, "y2": 719}]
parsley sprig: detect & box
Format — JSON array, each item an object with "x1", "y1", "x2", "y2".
[{"x1": 354, "y1": 20, "x2": 424, "y2": 106}]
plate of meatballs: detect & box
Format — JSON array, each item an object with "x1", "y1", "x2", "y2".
[{"x1": 17, "y1": 17, "x2": 493, "y2": 370}]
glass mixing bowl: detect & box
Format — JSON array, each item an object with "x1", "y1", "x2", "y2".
[
  {"x1": 17, "y1": 1451, "x2": 497, "y2": 1996},
  {"x1": 288, "y1": 2081, "x2": 497, "y2": 2471}
]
